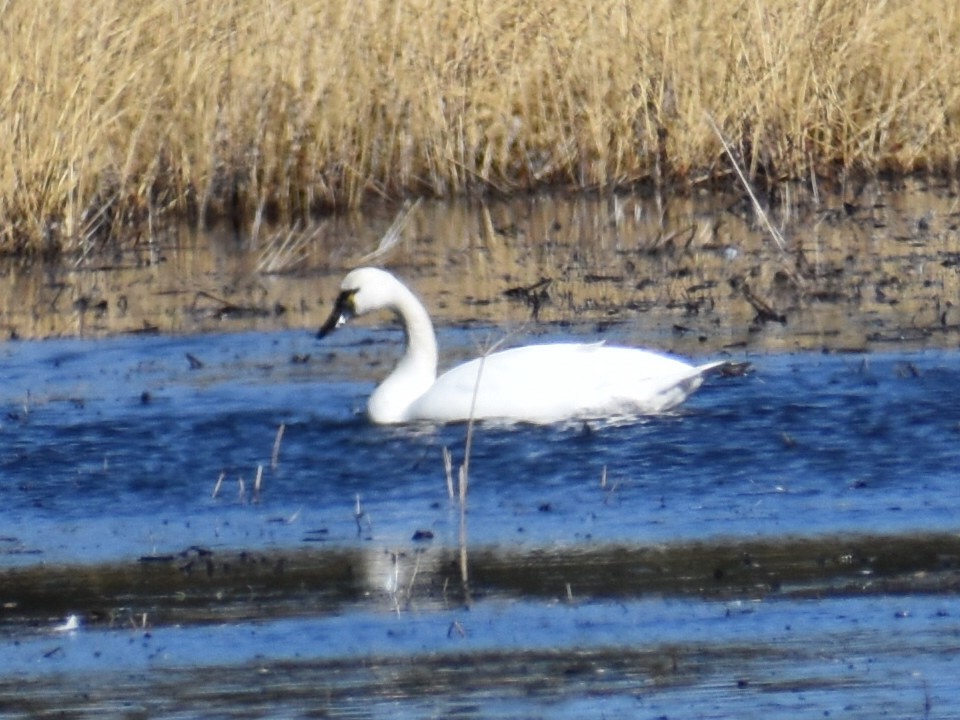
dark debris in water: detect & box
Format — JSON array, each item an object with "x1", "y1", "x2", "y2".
[
  {"x1": 0, "y1": 642, "x2": 840, "y2": 720},
  {"x1": 2, "y1": 532, "x2": 959, "y2": 633},
  {"x1": 503, "y1": 277, "x2": 552, "y2": 319}
]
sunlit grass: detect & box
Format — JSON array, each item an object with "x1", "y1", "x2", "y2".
[{"x1": 1, "y1": 0, "x2": 959, "y2": 253}]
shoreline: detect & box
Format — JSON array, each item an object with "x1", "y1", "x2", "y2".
[{"x1": 0, "y1": 178, "x2": 957, "y2": 353}]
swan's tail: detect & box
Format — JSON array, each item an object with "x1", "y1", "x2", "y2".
[{"x1": 696, "y1": 359, "x2": 751, "y2": 378}]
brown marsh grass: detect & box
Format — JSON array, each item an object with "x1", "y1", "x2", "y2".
[{"x1": 2, "y1": 0, "x2": 960, "y2": 254}]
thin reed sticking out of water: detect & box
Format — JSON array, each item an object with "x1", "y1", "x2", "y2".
[
  {"x1": 2, "y1": 0, "x2": 960, "y2": 254},
  {"x1": 705, "y1": 113, "x2": 787, "y2": 253},
  {"x1": 271, "y1": 424, "x2": 285, "y2": 470}
]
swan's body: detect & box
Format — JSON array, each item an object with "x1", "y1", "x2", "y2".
[{"x1": 319, "y1": 268, "x2": 731, "y2": 425}]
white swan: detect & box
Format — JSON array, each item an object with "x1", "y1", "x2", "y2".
[{"x1": 318, "y1": 267, "x2": 733, "y2": 424}]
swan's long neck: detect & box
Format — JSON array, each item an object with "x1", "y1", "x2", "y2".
[
  {"x1": 392, "y1": 283, "x2": 438, "y2": 379},
  {"x1": 367, "y1": 279, "x2": 438, "y2": 423}
]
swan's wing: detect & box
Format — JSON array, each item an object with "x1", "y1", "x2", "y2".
[{"x1": 407, "y1": 343, "x2": 712, "y2": 423}]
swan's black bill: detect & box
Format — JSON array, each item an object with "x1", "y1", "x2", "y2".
[{"x1": 317, "y1": 289, "x2": 357, "y2": 339}]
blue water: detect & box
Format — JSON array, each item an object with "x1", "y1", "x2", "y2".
[
  {"x1": 1, "y1": 328, "x2": 958, "y2": 565},
  {"x1": 2, "y1": 327, "x2": 960, "y2": 718},
  {"x1": 3, "y1": 592, "x2": 957, "y2": 718}
]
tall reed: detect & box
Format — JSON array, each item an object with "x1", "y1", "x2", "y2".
[{"x1": 2, "y1": 0, "x2": 958, "y2": 254}]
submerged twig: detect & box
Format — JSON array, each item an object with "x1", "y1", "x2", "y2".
[
  {"x1": 741, "y1": 281, "x2": 787, "y2": 324},
  {"x1": 504, "y1": 278, "x2": 552, "y2": 320}
]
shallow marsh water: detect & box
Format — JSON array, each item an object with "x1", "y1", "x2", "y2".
[
  {"x1": 1, "y1": 183, "x2": 960, "y2": 717},
  {"x1": 2, "y1": 330, "x2": 959, "y2": 718}
]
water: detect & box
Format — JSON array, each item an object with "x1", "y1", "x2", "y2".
[
  {"x1": 4, "y1": 328, "x2": 958, "y2": 563},
  {"x1": 3, "y1": 595, "x2": 956, "y2": 718},
  {"x1": 1, "y1": 325, "x2": 958, "y2": 718},
  {"x1": 2, "y1": 179, "x2": 960, "y2": 716}
]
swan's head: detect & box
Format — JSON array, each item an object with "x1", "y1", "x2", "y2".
[{"x1": 317, "y1": 267, "x2": 403, "y2": 338}]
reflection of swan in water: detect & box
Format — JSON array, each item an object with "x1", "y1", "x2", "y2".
[{"x1": 319, "y1": 267, "x2": 735, "y2": 425}]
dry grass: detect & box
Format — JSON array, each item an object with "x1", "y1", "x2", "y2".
[{"x1": 2, "y1": 0, "x2": 959, "y2": 254}]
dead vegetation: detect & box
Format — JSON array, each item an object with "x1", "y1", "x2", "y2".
[{"x1": 2, "y1": 0, "x2": 959, "y2": 254}]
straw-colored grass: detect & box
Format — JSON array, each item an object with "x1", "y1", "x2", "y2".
[{"x1": 2, "y1": 0, "x2": 959, "y2": 254}]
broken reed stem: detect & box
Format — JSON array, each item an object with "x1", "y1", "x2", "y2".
[
  {"x1": 459, "y1": 419, "x2": 475, "y2": 593},
  {"x1": 443, "y1": 446, "x2": 455, "y2": 500},
  {"x1": 271, "y1": 423, "x2": 285, "y2": 470},
  {"x1": 455, "y1": 341, "x2": 490, "y2": 597},
  {"x1": 458, "y1": 505, "x2": 470, "y2": 598},
  {"x1": 455, "y1": 333, "x2": 511, "y2": 598},
  {"x1": 357, "y1": 199, "x2": 422, "y2": 265},
  {"x1": 705, "y1": 112, "x2": 807, "y2": 294},
  {"x1": 389, "y1": 551, "x2": 402, "y2": 616},
  {"x1": 704, "y1": 112, "x2": 787, "y2": 253},
  {"x1": 212, "y1": 471, "x2": 225, "y2": 499},
  {"x1": 354, "y1": 493, "x2": 368, "y2": 536},
  {"x1": 404, "y1": 549, "x2": 423, "y2": 609},
  {"x1": 459, "y1": 340, "x2": 497, "y2": 504}
]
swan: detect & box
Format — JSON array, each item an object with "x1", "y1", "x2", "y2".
[{"x1": 318, "y1": 267, "x2": 734, "y2": 424}]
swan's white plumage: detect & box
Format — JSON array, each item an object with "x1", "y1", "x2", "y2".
[
  {"x1": 408, "y1": 344, "x2": 722, "y2": 424},
  {"x1": 319, "y1": 267, "x2": 729, "y2": 424}
]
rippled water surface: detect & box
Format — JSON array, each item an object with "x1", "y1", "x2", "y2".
[
  {"x1": 3, "y1": 327, "x2": 958, "y2": 560},
  {"x1": 1, "y1": 325, "x2": 959, "y2": 718}
]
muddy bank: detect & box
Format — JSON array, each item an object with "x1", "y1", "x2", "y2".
[
  {"x1": 4, "y1": 532, "x2": 958, "y2": 632},
  {"x1": 3, "y1": 533, "x2": 958, "y2": 718},
  {"x1": 2, "y1": 179, "x2": 960, "y2": 354}
]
